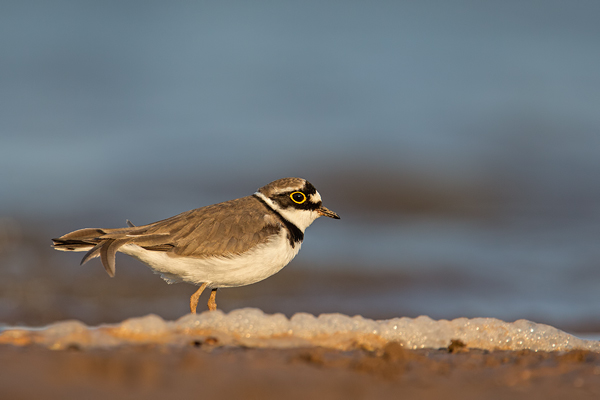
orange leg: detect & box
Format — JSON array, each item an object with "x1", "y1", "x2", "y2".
[
  {"x1": 189, "y1": 282, "x2": 208, "y2": 314},
  {"x1": 208, "y1": 288, "x2": 218, "y2": 311}
]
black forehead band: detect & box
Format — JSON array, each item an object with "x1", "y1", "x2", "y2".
[{"x1": 301, "y1": 182, "x2": 317, "y2": 195}]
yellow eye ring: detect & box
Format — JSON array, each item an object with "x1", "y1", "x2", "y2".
[{"x1": 290, "y1": 191, "x2": 307, "y2": 204}]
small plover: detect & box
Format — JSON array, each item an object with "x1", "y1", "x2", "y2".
[{"x1": 52, "y1": 177, "x2": 340, "y2": 313}]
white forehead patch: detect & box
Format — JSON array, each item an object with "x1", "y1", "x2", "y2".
[{"x1": 310, "y1": 191, "x2": 322, "y2": 203}]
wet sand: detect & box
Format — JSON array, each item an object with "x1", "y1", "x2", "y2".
[{"x1": 2, "y1": 342, "x2": 600, "y2": 400}]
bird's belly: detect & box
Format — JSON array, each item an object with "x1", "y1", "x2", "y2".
[{"x1": 120, "y1": 234, "x2": 301, "y2": 288}]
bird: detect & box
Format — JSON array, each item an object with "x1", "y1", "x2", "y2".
[{"x1": 52, "y1": 177, "x2": 340, "y2": 313}]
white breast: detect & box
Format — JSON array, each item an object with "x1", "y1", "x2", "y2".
[{"x1": 119, "y1": 229, "x2": 300, "y2": 288}]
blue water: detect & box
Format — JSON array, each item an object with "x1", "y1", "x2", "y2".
[{"x1": 2, "y1": 1, "x2": 600, "y2": 328}]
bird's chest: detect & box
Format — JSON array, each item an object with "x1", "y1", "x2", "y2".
[{"x1": 214, "y1": 233, "x2": 302, "y2": 287}]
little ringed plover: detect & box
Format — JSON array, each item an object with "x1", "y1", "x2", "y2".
[{"x1": 52, "y1": 177, "x2": 340, "y2": 313}]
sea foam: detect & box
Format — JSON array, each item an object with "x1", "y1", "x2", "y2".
[{"x1": 1, "y1": 308, "x2": 598, "y2": 352}]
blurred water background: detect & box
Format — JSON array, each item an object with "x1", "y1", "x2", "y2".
[{"x1": 2, "y1": 1, "x2": 600, "y2": 333}]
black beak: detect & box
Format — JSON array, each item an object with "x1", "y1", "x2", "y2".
[{"x1": 317, "y1": 205, "x2": 340, "y2": 219}]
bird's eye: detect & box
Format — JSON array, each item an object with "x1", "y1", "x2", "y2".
[{"x1": 290, "y1": 191, "x2": 307, "y2": 204}]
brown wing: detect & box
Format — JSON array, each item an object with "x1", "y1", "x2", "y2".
[{"x1": 137, "y1": 195, "x2": 281, "y2": 258}]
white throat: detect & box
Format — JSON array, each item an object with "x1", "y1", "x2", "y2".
[{"x1": 254, "y1": 191, "x2": 320, "y2": 232}]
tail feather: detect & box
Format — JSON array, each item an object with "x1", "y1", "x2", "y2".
[
  {"x1": 52, "y1": 228, "x2": 106, "y2": 251},
  {"x1": 100, "y1": 238, "x2": 131, "y2": 277},
  {"x1": 52, "y1": 224, "x2": 174, "y2": 277},
  {"x1": 80, "y1": 241, "x2": 103, "y2": 266},
  {"x1": 52, "y1": 227, "x2": 135, "y2": 277}
]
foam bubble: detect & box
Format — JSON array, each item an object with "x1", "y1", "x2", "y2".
[{"x1": 117, "y1": 314, "x2": 170, "y2": 336}]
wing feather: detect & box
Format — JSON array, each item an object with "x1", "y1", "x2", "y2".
[{"x1": 139, "y1": 196, "x2": 281, "y2": 258}]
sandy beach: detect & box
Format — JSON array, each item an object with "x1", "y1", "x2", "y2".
[{"x1": 2, "y1": 342, "x2": 600, "y2": 400}]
